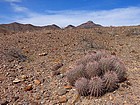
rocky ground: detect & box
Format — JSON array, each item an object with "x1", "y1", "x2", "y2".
[{"x1": 0, "y1": 27, "x2": 140, "y2": 105}]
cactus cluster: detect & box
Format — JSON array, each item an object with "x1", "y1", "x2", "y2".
[{"x1": 66, "y1": 50, "x2": 127, "y2": 97}]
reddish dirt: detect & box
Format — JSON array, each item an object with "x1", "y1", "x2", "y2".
[{"x1": 0, "y1": 27, "x2": 140, "y2": 105}]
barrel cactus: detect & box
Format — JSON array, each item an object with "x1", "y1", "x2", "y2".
[{"x1": 66, "y1": 50, "x2": 127, "y2": 97}]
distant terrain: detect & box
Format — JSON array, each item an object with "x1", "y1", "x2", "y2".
[{"x1": 0, "y1": 21, "x2": 102, "y2": 32}]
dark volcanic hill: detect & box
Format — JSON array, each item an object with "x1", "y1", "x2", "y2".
[
  {"x1": 0, "y1": 22, "x2": 42, "y2": 32},
  {"x1": 77, "y1": 21, "x2": 102, "y2": 29},
  {"x1": 0, "y1": 22, "x2": 60, "y2": 32},
  {"x1": 65, "y1": 25, "x2": 75, "y2": 29},
  {"x1": 43, "y1": 24, "x2": 61, "y2": 30},
  {"x1": 0, "y1": 21, "x2": 102, "y2": 32}
]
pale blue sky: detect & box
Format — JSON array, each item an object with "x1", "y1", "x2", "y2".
[{"x1": 0, "y1": 0, "x2": 140, "y2": 27}]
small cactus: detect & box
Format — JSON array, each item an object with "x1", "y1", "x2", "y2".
[
  {"x1": 98, "y1": 56, "x2": 118, "y2": 75},
  {"x1": 66, "y1": 50, "x2": 127, "y2": 97},
  {"x1": 66, "y1": 64, "x2": 88, "y2": 85},
  {"x1": 85, "y1": 61, "x2": 101, "y2": 78},
  {"x1": 112, "y1": 61, "x2": 127, "y2": 82},
  {"x1": 75, "y1": 77, "x2": 89, "y2": 96},
  {"x1": 76, "y1": 54, "x2": 96, "y2": 66},
  {"x1": 93, "y1": 50, "x2": 108, "y2": 61},
  {"x1": 103, "y1": 71, "x2": 119, "y2": 92},
  {"x1": 88, "y1": 76, "x2": 105, "y2": 97}
]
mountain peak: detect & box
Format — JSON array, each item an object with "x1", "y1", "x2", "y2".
[
  {"x1": 77, "y1": 21, "x2": 102, "y2": 29},
  {"x1": 65, "y1": 25, "x2": 75, "y2": 29},
  {"x1": 87, "y1": 21, "x2": 94, "y2": 24}
]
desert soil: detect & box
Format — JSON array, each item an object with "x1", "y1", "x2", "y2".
[{"x1": 0, "y1": 27, "x2": 140, "y2": 105}]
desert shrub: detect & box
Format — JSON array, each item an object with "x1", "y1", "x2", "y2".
[
  {"x1": 66, "y1": 50, "x2": 127, "y2": 97},
  {"x1": 3, "y1": 48, "x2": 27, "y2": 62},
  {"x1": 80, "y1": 37, "x2": 106, "y2": 50}
]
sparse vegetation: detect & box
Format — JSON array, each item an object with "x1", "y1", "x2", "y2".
[
  {"x1": 2, "y1": 47, "x2": 27, "y2": 62},
  {"x1": 66, "y1": 50, "x2": 127, "y2": 97}
]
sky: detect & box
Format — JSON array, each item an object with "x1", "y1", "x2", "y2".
[{"x1": 0, "y1": 0, "x2": 140, "y2": 27}]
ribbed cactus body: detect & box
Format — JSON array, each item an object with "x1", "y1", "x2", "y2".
[
  {"x1": 75, "y1": 78, "x2": 89, "y2": 96},
  {"x1": 88, "y1": 76, "x2": 104, "y2": 97},
  {"x1": 66, "y1": 50, "x2": 127, "y2": 97},
  {"x1": 103, "y1": 71, "x2": 119, "y2": 92},
  {"x1": 85, "y1": 61, "x2": 101, "y2": 78}
]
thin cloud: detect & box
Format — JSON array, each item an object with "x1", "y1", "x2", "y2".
[
  {"x1": 11, "y1": 3, "x2": 28, "y2": 12},
  {"x1": 4, "y1": 0, "x2": 21, "y2": 2},
  {"x1": 12, "y1": 6, "x2": 140, "y2": 27}
]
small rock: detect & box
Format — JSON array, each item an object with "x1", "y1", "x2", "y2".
[
  {"x1": 59, "y1": 74, "x2": 64, "y2": 78},
  {"x1": 13, "y1": 78, "x2": 21, "y2": 83},
  {"x1": 64, "y1": 85, "x2": 72, "y2": 89},
  {"x1": 39, "y1": 53, "x2": 47, "y2": 56},
  {"x1": 95, "y1": 99, "x2": 98, "y2": 102},
  {"x1": 109, "y1": 95, "x2": 113, "y2": 100},
  {"x1": 24, "y1": 84, "x2": 33, "y2": 91},
  {"x1": 34, "y1": 80, "x2": 41, "y2": 85},
  {"x1": 35, "y1": 95, "x2": 41, "y2": 100},
  {"x1": 21, "y1": 75, "x2": 27, "y2": 81},
  {"x1": 59, "y1": 96, "x2": 67, "y2": 103},
  {"x1": 21, "y1": 75, "x2": 27, "y2": 79},
  {"x1": 121, "y1": 83, "x2": 129, "y2": 88},
  {"x1": 51, "y1": 63, "x2": 63, "y2": 71},
  {"x1": 113, "y1": 91, "x2": 116, "y2": 94},
  {"x1": 0, "y1": 74, "x2": 6, "y2": 81},
  {"x1": 111, "y1": 52, "x2": 116, "y2": 55},
  {"x1": 41, "y1": 99, "x2": 46, "y2": 104},
  {"x1": 57, "y1": 88, "x2": 67, "y2": 96},
  {"x1": 124, "y1": 101, "x2": 127, "y2": 104},
  {"x1": 126, "y1": 81, "x2": 132, "y2": 86}
]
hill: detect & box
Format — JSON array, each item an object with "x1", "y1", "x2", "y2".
[
  {"x1": 0, "y1": 22, "x2": 61, "y2": 32},
  {"x1": 77, "y1": 21, "x2": 102, "y2": 29}
]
